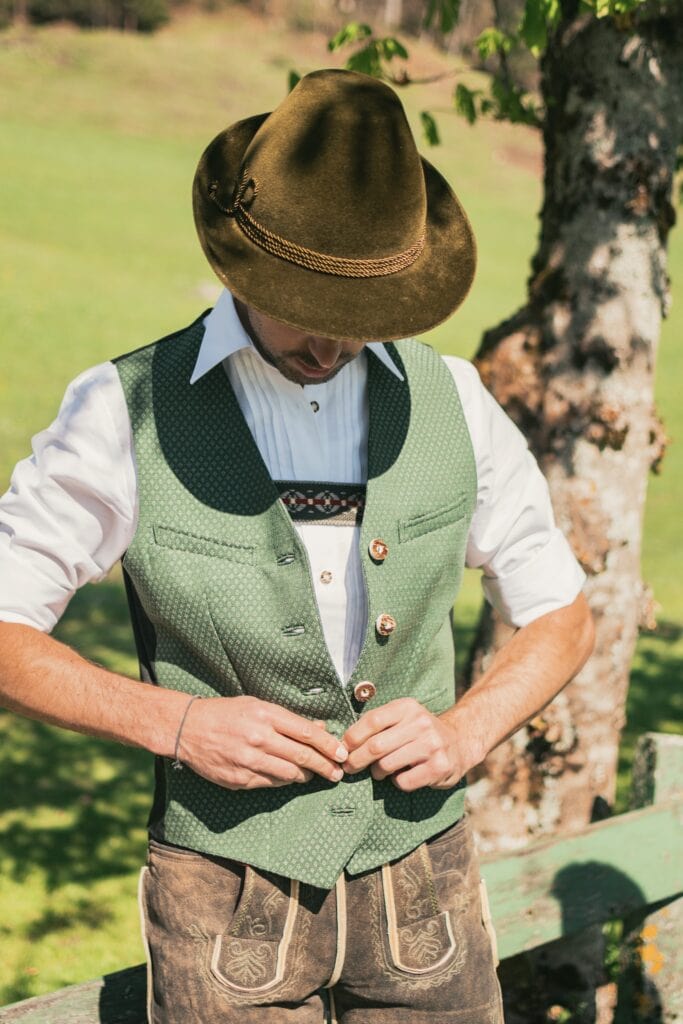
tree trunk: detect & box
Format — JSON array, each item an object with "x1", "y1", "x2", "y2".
[
  {"x1": 384, "y1": 0, "x2": 403, "y2": 29},
  {"x1": 461, "y1": 10, "x2": 683, "y2": 1021},
  {"x1": 13, "y1": 0, "x2": 28, "y2": 24}
]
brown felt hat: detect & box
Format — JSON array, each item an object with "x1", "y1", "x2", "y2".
[{"x1": 193, "y1": 69, "x2": 476, "y2": 342}]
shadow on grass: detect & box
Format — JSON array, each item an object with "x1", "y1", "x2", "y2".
[
  {"x1": 0, "y1": 892, "x2": 119, "y2": 1005},
  {"x1": 53, "y1": 570, "x2": 138, "y2": 676},
  {"x1": 617, "y1": 620, "x2": 683, "y2": 806},
  {"x1": 25, "y1": 897, "x2": 116, "y2": 942},
  {"x1": 0, "y1": 575, "x2": 151, "y2": 892}
]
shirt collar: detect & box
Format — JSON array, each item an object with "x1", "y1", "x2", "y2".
[{"x1": 190, "y1": 289, "x2": 405, "y2": 384}]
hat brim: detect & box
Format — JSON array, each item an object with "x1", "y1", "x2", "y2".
[{"x1": 193, "y1": 113, "x2": 476, "y2": 343}]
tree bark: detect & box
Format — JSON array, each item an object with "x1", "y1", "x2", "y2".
[
  {"x1": 461, "y1": 10, "x2": 683, "y2": 1021},
  {"x1": 384, "y1": 0, "x2": 403, "y2": 28}
]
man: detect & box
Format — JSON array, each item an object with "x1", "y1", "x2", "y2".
[{"x1": 0, "y1": 70, "x2": 593, "y2": 1022}]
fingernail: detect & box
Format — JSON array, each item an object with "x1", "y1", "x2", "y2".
[
  {"x1": 331, "y1": 768, "x2": 343, "y2": 781},
  {"x1": 336, "y1": 745, "x2": 348, "y2": 760}
]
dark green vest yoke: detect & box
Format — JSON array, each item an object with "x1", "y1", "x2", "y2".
[{"x1": 115, "y1": 314, "x2": 477, "y2": 889}]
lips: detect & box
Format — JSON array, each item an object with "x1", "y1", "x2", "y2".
[{"x1": 292, "y1": 357, "x2": 336, "y2": 380}]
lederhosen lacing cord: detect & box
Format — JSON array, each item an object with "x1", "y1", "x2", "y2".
[{"x1": 208, "y1": 170, "x2": 426, "y2": 279}]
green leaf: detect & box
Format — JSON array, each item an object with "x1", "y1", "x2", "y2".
[
  {"x1": 579, "y1": 0, "x2": 645, "y2": 16},
  {"x1": 518, "y1": 0, "x2": 562, "y2": 55},
  {"x1": 423, "y1": 0, "x2": 437, "y2": 29},
  {"x1": 345, "y1": 42, "x2": 383, "y2": 78},
  {"x1": 454, "y1": 83, "x2": 479, "y2": 125},
  {"x1": 490, "y1": 75, "x2": 540, "y2": 126},
  {"x1": 423, "y1": 0, "x2": 461, "y2": 34},
  {"x1": 519, "y1": 0, "x2": 546, "y2": 55},
  {"x1": 475, "y1": 27, "x2": 512, "y2": 61},
  {"x1": 420, "y1": 110, "x2": 440, "y2": 146},
  {"x1": 287, "y1": 70, "x2": 300, "y2": 93},
  {"x1": 380, "y1": 36, "x2": 409, "y2": 61},
  {"x1": 327, "y1": 22, "x2": 372, "y2": 52}
]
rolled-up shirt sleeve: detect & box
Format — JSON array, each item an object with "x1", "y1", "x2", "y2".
[
  {"x1": 0, "y1": 362, "x2": 137, "y2": 632},
  {"x1": 443, "y1": 356, "x2": 586, "y2": 628}
]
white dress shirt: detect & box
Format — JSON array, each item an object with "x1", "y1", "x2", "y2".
[{"x1": 0, "y1": 290, "x2": 585, "y2": 682}]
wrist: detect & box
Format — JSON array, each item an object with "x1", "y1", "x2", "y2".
[
  {"x1": 172, "y1": 694, "x2": 203, "y2": 769},
  {"x1": 439, "y1": 701, "x2": 488, "y2": 775},
  {"x1": 145, "y1": 687, "x2": 200, "y2": 759}
]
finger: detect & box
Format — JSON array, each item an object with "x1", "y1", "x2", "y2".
[
  {"x1": 271, "y1": 707, "x2": 348, "y2": 761},
  {"x1": 368, "y1": 739, "x2": 430, "y2": 780},
  {"x1": 206, "y1": 761, "x2": 314, "y2": 790},
  {"x1": 342, "y1": 699, "x2": 423, "y2": 752},
  {"x1": 389, "y1": 757, "x2": 457, "y2": 792},
  {"x1": 266, "y1": 734, "x2": 345, "y2": 783},
  {"x1": 390, "y1": 764, "x2": 433, "y2": 792},
  {"x1": 234, "y1": 770, "x2": 314, "y2": 790},
  {"x1": 343, "y1": 721, "x2": 420, "y2": 773},
  {"x1": 241, "y1": 752, "x2": 317, "y2": 786}
]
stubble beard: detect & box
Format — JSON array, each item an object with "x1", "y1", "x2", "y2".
[{"x1": 248, "y1": 323, "x2": 354, "y2": 387}]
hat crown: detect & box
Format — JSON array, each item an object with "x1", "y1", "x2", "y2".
[
  {"x1": 192, "y1": 67, "x2": 476, "y2": 342},
  {"x1": 234, "y1": 70, "x2": 426, "y2": 260}
]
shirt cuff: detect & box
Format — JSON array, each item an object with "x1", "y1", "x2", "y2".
[{"x1": 482, "y1": 529, "x2": 586, "y2": 628}]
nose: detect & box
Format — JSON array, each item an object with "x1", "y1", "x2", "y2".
[{"x1": 307, "y1": 336, "x2": 342, "y2": 368}]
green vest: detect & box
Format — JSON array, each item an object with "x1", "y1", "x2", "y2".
[{"x1": 115, "y1": 314, "x2": 477, "y2": 889}]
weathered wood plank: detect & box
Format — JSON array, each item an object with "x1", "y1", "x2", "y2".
[
  {"x1": 480, "y1": 799, "x2": 683, "y2": 961},
  {"x1": 0, "y1": 965, "x2": 146, "y2": 1024},
  {"x1": 631, "y1": 730, "x2": 683, "y2": 808},
  {"x1": 615, "y1": 731, "x2": 683, "y2": 1021}
]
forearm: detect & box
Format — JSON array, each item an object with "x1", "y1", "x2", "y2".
[
  {"x1": 440, "y1": 592, "x2": 595, "y2": 774},
  {"x1": 0, "y1": 622, "x2": 186, "y2": 757},
  {"x1": 0, "y1": 621, "x2": 347, "y2": 789}
]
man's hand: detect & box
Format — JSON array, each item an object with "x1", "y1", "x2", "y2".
[
  {"x1": 342, "y1": 698, "x2": 465, "y2": 791},
  {"x1": 342, "y1": 594, "x2": 595, "y2": 791},
  {"x1": 178, "y1": 695, "x2": 348, "y2": 790}
]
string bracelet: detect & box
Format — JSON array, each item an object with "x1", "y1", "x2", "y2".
[{"x1": 172, "y1": 694, "x2": 203, "y2": 770}]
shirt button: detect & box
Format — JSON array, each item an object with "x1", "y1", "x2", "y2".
[
  {"x1": 320, "y1": 570, "x2": 333, "y2": 584},
  {"x1": 375, "y1": 613, "x2": 397, "y2": 637},
  {"x1": 353, "y1": 681, "x2": 377, "y2": 703},
  {"x1": 369, "y1": 538, "x2": 389, "y2": 562},
  {"x1": 310, "y1": 400, "x2": 320, "y2": 413}
]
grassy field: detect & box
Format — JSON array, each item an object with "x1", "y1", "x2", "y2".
[{"x1": 0, "y1": 8, "x2": 681, "y2": 1004}]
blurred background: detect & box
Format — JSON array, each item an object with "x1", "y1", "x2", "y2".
[{"x1": 0, "y1": 0, "x2": 681, "y2": 1005}]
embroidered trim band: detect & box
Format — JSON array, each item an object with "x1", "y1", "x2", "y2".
[
  {"x1": 277, "y1": 481, "x2": 366, "y2": 525},
  {"x1": 209, "y1": 172, "x2": 426, "y2": 279}
]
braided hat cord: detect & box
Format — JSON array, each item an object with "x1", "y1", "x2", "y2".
[{"x1": 209, "y1": 173, "x2": 425, "y2": 280}]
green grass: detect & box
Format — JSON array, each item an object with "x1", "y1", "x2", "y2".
[{"x1": 0, "y1": 9, "x2": 681, "y2": 1004}]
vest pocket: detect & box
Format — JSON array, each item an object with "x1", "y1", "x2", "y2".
[
  {"x1": 153, "y1": 523, "x2": 257, "y2": 565},
  {"x1": 208, "y1": 866, "x2": 299, "y2": 995},
  {"x1": 398, "y1": 495, "x2": 469, "y2": 543}
]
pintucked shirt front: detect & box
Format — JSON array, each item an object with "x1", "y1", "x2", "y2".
[{"x1": 0, "y1": 290, "x2": 585, "y2": 681}]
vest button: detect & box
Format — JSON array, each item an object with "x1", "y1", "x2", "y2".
[
  {"x1": 353, "y1": 680, "x2": 376, "y2": 703},
  {"x1": 369, "y1": 538, "x2": 389, "y2": 562},
  {"x1": 375, "y1": 613, "x2": 397, "y2": 637}
]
